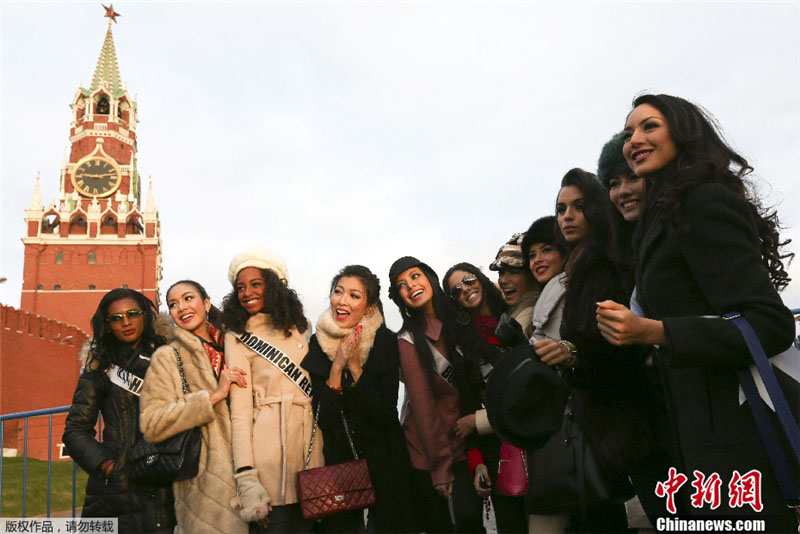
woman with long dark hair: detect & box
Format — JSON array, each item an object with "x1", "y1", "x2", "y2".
[
  {"x1": 221, "y1": 246, "x2": 323, "y2": 533},
  {"x1": 597, "y1": 94, "x2": 797, "y2": 531},
  {"x1": 443, "y1": 262, "x2": 507, "y2": 348},
  {"x1": 301, "y1": 265, "x2": 415, "y2": 533},
  {"x1": 389, "y1": 256, "x2": 485, "y2": 533},
  {"x1": 551, "y1": 168, "x2": 661, "y2": 532},
  {"x1": 139, "y1": 280, "x2": 248, "y2": 534},
  {"x1": 63, "y1": 288, "x2": 175, "y2": 534}
]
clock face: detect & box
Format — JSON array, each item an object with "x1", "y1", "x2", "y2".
[{"x1": 72, "y1": 157, "x2": 121, "y2": 198}]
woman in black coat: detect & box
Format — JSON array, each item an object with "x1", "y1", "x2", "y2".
[
  {"x1": 597, "y1": 94, "x2": 797, "y2": 532},
  {"x1": 301, "y1": 265, "x2": 415, "y2": 533},
  {"x1": 63, "y1": 288, "x2": 175, "y2": 534}
]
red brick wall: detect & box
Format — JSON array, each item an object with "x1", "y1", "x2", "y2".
[
  {"x1": 1, "y1": 305, "x2": 88, "y2": 460},
  {"x1": 20, "y1": 243, "x2": 159, "y2": 332}
]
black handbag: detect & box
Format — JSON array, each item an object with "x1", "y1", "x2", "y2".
[
  {"x1": 525, "y1": 396, "x2": 633, "y2": 516},
  {"x1": 129, "y1": 347, "x2": 202, "y2": 486}
]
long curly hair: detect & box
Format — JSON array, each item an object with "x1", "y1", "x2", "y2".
[
  {"x1": 220, "y1": 268, "x2": 308, "y2": 337},
  {"x1": 389, "y1": 261, "x2": 484, "y2": 413},
  {"x1": 442, "y1": 262, "x2": 507, "y2": 320},
  {"x1": 166, "y1": 279, "x2": 223, "y2": 330},
  {"x1": 87, "y1": 288, "x2": 162, "y2": 372},
  {"x1": 329, "y1": 265, "x2": 384, "y2": 316},
  {"x1": 629, "y1": 94, "x2": 792, "y2": 290}
]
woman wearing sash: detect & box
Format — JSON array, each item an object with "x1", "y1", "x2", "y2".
[
  {"x1": 63, "y1": 288, "x2": 176, "y2": 534},
  {"x1": 221, "y1": 246, "x2": 323, "y2": 533},
  {"x1": 301, "y1": 265, "x2": 415, "y2": 533},
  {"x1": 139, "y1": 280, "x2": 248, "y2": 534},
  {"x1": 389, "y1": 256, "x2": 485, "y2": 534}
]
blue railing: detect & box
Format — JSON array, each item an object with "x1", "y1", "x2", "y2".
[{"x1": 0, "y1": 406, "x2": 102, "y2": 518}]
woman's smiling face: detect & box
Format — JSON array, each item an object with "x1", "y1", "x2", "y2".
[
  {"x1": 395, "y1": 267, "x2": 434, "y2": 316},
  {"x1": 330, "y1": 275, "x2": 369, "y2": 329},
  {"x1": 622, "y1": 103, "x2": 679, "y2": 178},
  {"x1": 236, "y1": 267, "x2": 266, "y2": 315},
  {"x1": 447, "y1": 270, "x2": 483, "y2": 311},
  {"x1": 167, "y1": 283, "x2": 210, "y2": 335}
]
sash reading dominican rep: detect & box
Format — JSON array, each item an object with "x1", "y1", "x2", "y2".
[
  {"x1": 398, "y1": 331, "x2": 457, "y2": 390},
  {"x1": 106, "y1": 364, "x2": 144, "y2": 397},
  {"x1": 235, "y1": 332, "x2": 313, "y2": 398}
]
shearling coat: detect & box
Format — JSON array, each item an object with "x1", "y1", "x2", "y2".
[
  {"x1": 636, "y1": 183, "x2": 797, "y2": 530},
  {"x1": 226, "y1": 313, "x2": 323, "y2": 506},
  {"x1": 139, "y1": 317, "x2": 247, "y2": 534},
  {"x1": 63, "y1": 338, "x2": 175, "y2": 534}
]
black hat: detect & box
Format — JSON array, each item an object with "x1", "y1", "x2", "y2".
[
  {"x1": 388, "y1": 256, "x2": 433, "y2": 301},
  {"x1": 484, "y1": 344, "x2": 569, "y2": 450},
  {"x1": 596, "y1": 132, "x2": 631, "y2": 188}
]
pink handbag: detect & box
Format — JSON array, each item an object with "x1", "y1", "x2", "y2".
[{"x1": 495, "y1": 442, "x2": 528, "y2": 496}]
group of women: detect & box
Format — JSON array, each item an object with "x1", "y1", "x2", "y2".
[{"x1": 62, "y1": 92, "x2": 797, "y2": 534}]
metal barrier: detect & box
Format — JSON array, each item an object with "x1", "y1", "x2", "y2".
[{"x1": 0, "y1": 406, "x2": 102, "y2": 518}]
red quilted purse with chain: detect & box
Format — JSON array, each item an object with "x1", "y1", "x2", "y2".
[{"x1": 297, "y1": 406, "x2": 375, "y2": 520}]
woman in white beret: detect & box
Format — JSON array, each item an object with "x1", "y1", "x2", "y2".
[{"x1": 220, "y1": 246, "x2": 323, "y2": 533}]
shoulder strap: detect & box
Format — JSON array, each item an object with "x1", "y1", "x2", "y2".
[
  {"x1": 725, "y1": 312, "x2": 800, "y2": 505},
  {"x1": 234, "y1": 332, "x2": 312, "y2": 398}
]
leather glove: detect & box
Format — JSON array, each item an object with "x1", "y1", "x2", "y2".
[
  {"x1": 494, "y1": 313, "x2": 527, "y2": 347},
  {"x1": 234, "y1": 469, "x2": 270, "y2": 522}
]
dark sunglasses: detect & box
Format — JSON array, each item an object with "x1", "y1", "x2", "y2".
[
  {"x1": 106, "y1": 309, "x2": 145, "y2": 324},
  {"x1": 449, "y1": 273, "x2": 478, "y2": 300}
]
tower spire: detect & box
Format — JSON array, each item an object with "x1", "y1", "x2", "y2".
[{"x1": 90, "y1": 13, "x2": 123, "y2": 97}]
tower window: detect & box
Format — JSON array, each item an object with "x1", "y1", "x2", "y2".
[
  {"x1": 54, "y1": 285, "x2": 61, "y2": 291},
  {"x1": 69, "y1": 216, "x2": 87, "y2": 235},
  {"x1": 37, "y1": 284, "x2": 43, "y2": 290},
  {"x1": 89, "y1": 284, "x2": 96, "y2": 290},
  {"x1": 122, "y1": 284, "x2": 129, "y2": 289},
  {"x1": 42, "y1": 213, "x2": 59, "y2": 234},
  {"x1": 55, "y1": 252, "x2": 63, "y2": 264},
  {"x1": 101, "y1": 216, "x2": 118, "y2": 235},
  {"x1": 96, "y1": 97, "x2": 109, "y2": 115},
  {"x1": 88, "y1": 252, "x2": 97, "y2": 264}
]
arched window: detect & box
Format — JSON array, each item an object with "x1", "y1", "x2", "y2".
[
  {"x1": 54, "y1": 284, "x2": 61, "y2": 291},
  {"x1": 69, "y1": 216, "x2": 87, "y2": 235},
  {"x1": 101, "y1": 215, "x2": 118, "y2": 235},
  {"x1": 42, "y1": 213, "x2": 59, "y2": 234},
  {"x1": 88, "y1": 252, "x2": 97, "y2": 265},
  {"x1": 126, "y1": 215, "x2": 144, "y2": 235},
  {"x1": 37, "y1": 284, "x2": 43, "y2": 290},
  {"x1": 96, "y1": 97, "x2": 109, "y2": 115},
  {"x1": 55, "y1": 252, "x2": 63, "y2": 264},
  {"x1": 122, "y1": 284, "x2": 129, "y2": 289},
  {"x1": 89, "y1": 284, "x2": 96, "y2": 290}
]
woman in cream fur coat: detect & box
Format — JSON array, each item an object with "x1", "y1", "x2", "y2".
[
  {"x1": 140, "y1": 280, "x2": 248, "y2": 534},
  {"x1": 221, "y1": 246, "x2": 323, "y2": 534}
]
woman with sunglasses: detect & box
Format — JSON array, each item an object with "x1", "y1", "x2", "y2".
[
  {"x1": 389, "y1": 256, "x2": 486, "y2": 533},
  {"x1": 139, "y1": 280, "x2": 248, "y2": 534},
  {"x1": 301, "y1": 265, "x2": 415, "y2": 533},
  {"x1": 221, "y1": 246, "x2": 323, "y2": 533},
  {"x1": 597, "y1": 94, "x2": 796, "y2": 530},
  {"x1": 443, "y1": 262, "x2": 507, "y2": 349},
  {"x1": 63, "y1": 288, "x2": 176, "y2": 534}
]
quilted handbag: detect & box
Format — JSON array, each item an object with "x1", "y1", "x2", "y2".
[
  {"x1": 297, "y1": 405, "x2": 375, "y2": 520},
  {"x1": 129, "y1": 347, "x2": 201, "y2": 486},
  {"x1": 495, "y1": 442, "x2": 528, "y2": 496}
]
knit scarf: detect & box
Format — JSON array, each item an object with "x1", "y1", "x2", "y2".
[{"x1": 315, "y1": 307, "x2": 384, "y2": 366}]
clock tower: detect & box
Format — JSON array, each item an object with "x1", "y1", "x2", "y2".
[{"x1": 20, "y1": 9, "x2": 162, "y2": 333}]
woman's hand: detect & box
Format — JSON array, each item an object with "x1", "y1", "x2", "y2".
[
  {"x1": 434, "y1": 482, "x2": 453, "y2": 499},
  {"x1": 533, "y1": 338, "x2": 571, "y2": 366},
  {"x1": 473, "y1": 464, "x2": 492, "y2": 497},
  {"x1": 330, "y1": 325, "x2": 363, "y2": 387},
  {"x1": 596, "y1": 300, "x2": 666, "y2": 346},
  {"x1": 454, "y1": 414, "x2": 477, "y2": 439},
  {"x1": 210, "y1": 366, "x2": 247, "y2": 405}
]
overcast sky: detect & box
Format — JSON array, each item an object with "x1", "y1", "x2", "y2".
[{"x1": 2, "y1": 1, "x2": 799, "y2": 332}]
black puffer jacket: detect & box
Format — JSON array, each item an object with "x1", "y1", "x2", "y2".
[{"x1": 63, "y1": 339, "x2": 175, "y2": 534}]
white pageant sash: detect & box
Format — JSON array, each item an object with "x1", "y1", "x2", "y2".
[
  {"x1": 398, "y1": 331, "x2": 457, "y2": 390},
  {"x1": 107, "y1": 364, "x2": 143, "y2": 397},
  {"x1": 235, "y1": 332, "x2": 312, "y2": 398}
]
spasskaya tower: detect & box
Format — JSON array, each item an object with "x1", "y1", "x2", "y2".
[{"x1": 20, "y1": 5, "x2": 162, "y2": 332}]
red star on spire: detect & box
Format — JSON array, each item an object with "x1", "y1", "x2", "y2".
[{"x1": 102, "y1": 3, "x2": 121, "y2": 23}]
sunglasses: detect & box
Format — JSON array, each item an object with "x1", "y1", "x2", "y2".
[
  {"x1": 106, "y1": 309, "x2": 145, "y2": 324},
  {"x1": 449, "y1": 273, "x2": 478, "y2": 300}
]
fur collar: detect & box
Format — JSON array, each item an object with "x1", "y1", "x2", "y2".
[
  {"x1": 314, "y1": 308, "x2": 384, "y2": 365},
  {"x1": 509, "y1": 288, "x2": 539, "y2": 318}
]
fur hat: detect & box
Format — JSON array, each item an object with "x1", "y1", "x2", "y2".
[
  {"x1": 484, "y1": 344, "x2": 569, "y2": 450},
  {"x1": 596, "y1": 132, "x2": 630, "y2": 188},
  {"x1": 520, "y1": 216, "x2": 565, "y2": 264},
  {"x1": 489, "y1": 233, "x2": 525, "y2": 271},
  {"x1": 228, "y1": 246, "x2": 288, "y2": 285}
]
